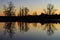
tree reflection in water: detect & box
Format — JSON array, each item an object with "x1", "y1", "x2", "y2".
[
  {"x1": 18, "y1": 22, "x2": 29, "y2": 32},
  {"x1": 33, "y1": 23, "x2": 37, "y2": 27},
  {"x1": 3, "y1": 22, "x2": 15, "y2": 38},
  {"x1": 3, "y1": 22, "x2": 57, "y2": 38},
  {"x1": 43, "y1": 23, "x2": 57, "y2": 36}
]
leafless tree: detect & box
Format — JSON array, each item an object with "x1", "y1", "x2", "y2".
[
  {"x1": 24, "y1": 7, "x2": 29, "y2": 16},
  {"x1": 43, "y1": 4, "x2": 57, "y2": 15},
  {"x1": 3, "y1": 2, "x2": 15, "y2": 16},
  {"x1": 18, "y1": 7, "x2": 29, "y2": 16}
]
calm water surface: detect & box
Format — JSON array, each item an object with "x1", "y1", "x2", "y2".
[{"x1": 0, "y1": 22, "x2": 60, "y2": 40}]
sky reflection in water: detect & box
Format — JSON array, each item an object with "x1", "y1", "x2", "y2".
[{"x1": 0, "y1": 22, "x2": 60, "y2": 40}]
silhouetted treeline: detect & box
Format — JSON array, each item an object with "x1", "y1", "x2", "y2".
[
  {"x1": 40, "y1": 13, "x2": 60, "y2": 19},
  {"x1": 2, "y1": 1, "x2": 60, "y2": 23}
]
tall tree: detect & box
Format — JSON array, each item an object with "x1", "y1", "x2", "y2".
[
  {"x1": 18, "y1": 7, "x2": 29, "y2": 16},
  {"x1": 4, "y1": 2, "x2": 15, "y2": 16},
  {"x1": 24, "y1": 7, "x2": 29, "y2": 16},
  {"x1": 43, "y1": 4, "x2": 57, "y2": 15}
]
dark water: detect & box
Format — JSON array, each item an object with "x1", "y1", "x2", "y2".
[{"x1": 0, "y1": 22, "x2": 60, "y2": 40}]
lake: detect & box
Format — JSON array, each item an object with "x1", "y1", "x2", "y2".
[{"x1": 0, "y1": 22, "x2": 60, "y2": 40}]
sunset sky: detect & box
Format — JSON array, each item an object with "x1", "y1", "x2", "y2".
[{"x1": 0, "y1": 0, "x2": 60, "y2": 16}]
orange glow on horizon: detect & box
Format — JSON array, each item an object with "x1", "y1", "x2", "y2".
[{"x1": 0, "y1": 8, "x2": 60, "y2": 16}]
